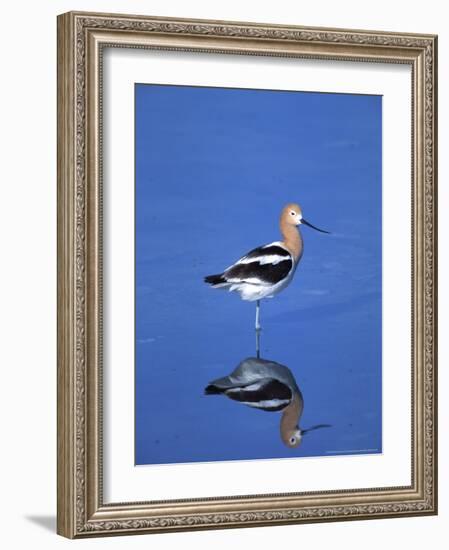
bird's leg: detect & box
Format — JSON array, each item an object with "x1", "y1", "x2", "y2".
[
  {"x1": 255, "y1": 300, "x2": 262, "y2": 358},
  {"x1": 255, "y1": 300, "x2": 261, "y2": 331},
  {"x1": 255, "y1": 326, "x2": 261, "y2": 359}
]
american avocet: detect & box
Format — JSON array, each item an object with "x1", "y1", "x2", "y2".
[
  {"x1": 205, "y1": 357, "x2": 330, "y2": 448},
  {"x1": 204, "y1": 203, "x2": 329, "y2": 331}
]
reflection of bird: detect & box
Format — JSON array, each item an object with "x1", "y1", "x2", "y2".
[
  {"x1": 204, "y1": 203, "x2": 329, "y2": 330},
  {"x1": 205, "y1": 357, "x2": 329, "y2": 448}
]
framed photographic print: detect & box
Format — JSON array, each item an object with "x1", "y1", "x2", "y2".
[{"x1": 57, "y1": 11, "x2": 438, "y2": 538}]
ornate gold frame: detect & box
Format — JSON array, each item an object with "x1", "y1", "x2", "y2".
[{"x1": 57, "y1": 11, "x2": 438, "y2": 538}]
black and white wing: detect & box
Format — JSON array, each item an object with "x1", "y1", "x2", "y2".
[
  {"x1": 224, "y1": 242, "x2": 293, "y2": 286},
  {"x1": 224, "y1": 377, "x2": 293, "y2": 412},
  {"x1": 205, "y1": 375, "x2": 292, "y2": 412}
]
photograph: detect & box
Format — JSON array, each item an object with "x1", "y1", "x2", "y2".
[
  {"x1": 134, "y1": 83, "x2": 382, "y2": 465},
  {"x1": 56, "y1": 10, "x2": 437, "y2": 537}
]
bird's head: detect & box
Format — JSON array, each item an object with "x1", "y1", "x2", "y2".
[
  {"x1": 281, "y1": 203, "x2": 330, "y2": 234},
  {"x1": 282, "y1": 427, "x2": 303, "y2": 448},
  {"x1": 282, "y1": 203, "x2": 303, "y2": 227}
]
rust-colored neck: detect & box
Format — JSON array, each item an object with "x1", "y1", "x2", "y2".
[
  {"x1": 280, "y1": 218, "x2": 303, "y2": 261},
  {"x1": 280, "y1": 393, "x2": 302, "y2": 445}
]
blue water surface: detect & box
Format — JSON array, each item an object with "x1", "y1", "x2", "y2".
[{"x1": 135, "y1": 84, "x2": 382, "y2": 465}]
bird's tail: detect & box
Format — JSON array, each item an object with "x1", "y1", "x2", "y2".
[
  {"x1": 204, "y1": 384, "x2": 225, "y2": 395},
  {"x1": 204, "y1": 273, "x2": 227, "y2": 286},
  {"x1": 204, "y1": 375, "x2": 235, "y2": 395}
]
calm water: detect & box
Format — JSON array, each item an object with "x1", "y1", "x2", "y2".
[{"x1": 135, "y1": 84, "x2": 382, "y2": 465}]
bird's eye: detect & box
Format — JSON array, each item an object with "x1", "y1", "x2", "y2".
[
  {"x1": 290, "y1": 211, "x2": 296, "y2": 216},
  {"x1": 290, "y1": 437, "x2": 296, "y2": 444}
]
